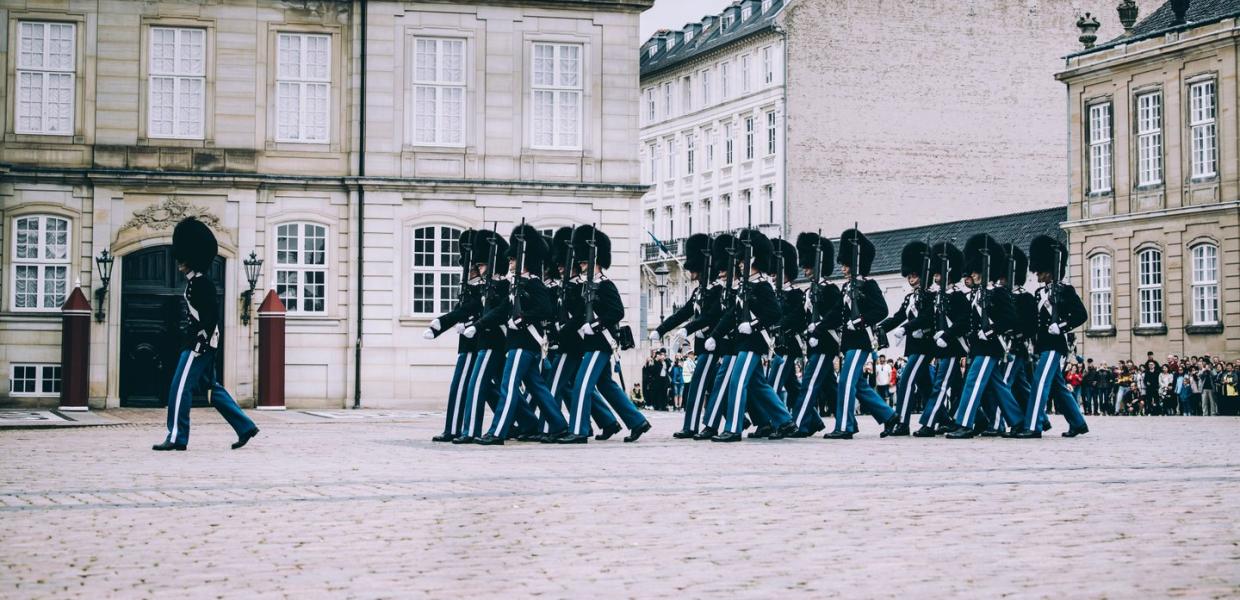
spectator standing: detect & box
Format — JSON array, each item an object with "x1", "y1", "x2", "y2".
[
  {"x1": 1200, "y1": 364, "x2": 1217, "y2": 416},
  {"x1": 875, "y1": 355, "x2": 894, "y2": 408},
  {"x1": 671, "y1": 358, "x2": 685, "y2": 412}
]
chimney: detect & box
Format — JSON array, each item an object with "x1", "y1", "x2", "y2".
[
  {"x1": 1117, "y1": 0, "x2": 1139, "y2": 36},
  {"x1": 1170, "y1": 0, "x2": 1190, "y2": 25},
  {"x1": 1077, "y1": 12, "x2": 1101, "y2": 48},
  {"x1": 723, "y1": 3, "x2": 741, "y2": 30},
  {"x1": 653, "y1": 30, "x2": 668, "y2": 54}
]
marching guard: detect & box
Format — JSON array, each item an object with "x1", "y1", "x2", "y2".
[
  {"x1": 788, "y1": 232, "x2": 841, "y2": 437},
  {"x1": 695, "y1": 234, "x2": 740, "y2": 440},
  {"x1": 453, "y1": 230, "x2": 511, "y2": 444},
  {"x1": 424, "y1": 229, "x2": 482, "y2": 442},
  {"x1": 877, "y1": 241, "x2": 935, "y2": 437},
  {"x1": 913, "y1": 242, "x2": 970, "y2": 437},
  {"x1": 766, "y1": 238, "x2": 806, "y2": 410}
]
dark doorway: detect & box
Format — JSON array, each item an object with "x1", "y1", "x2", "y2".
[{"x1": 120, "y1": 246, "x2": 225, "y2": 408}]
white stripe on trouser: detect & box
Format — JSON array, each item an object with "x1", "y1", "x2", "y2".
[
  {"x1": 927, "y1": 360, "x2": 952, "y2": 423},
  {"x1": 707, "y1": 357, "x2": 735, "y2": 426},
  {"x1": 544, "y1": 355, "x2": 568, "y2": 433},
  {"x1": 168, "y1": 352, "x2": 196, "y2": 442},
  {"x1": 772, "y1": 359, "x2": 786, "y2": 395},
  {"x1": 496, "y1": 349, "x2": 524, "y2": 433},
  {"x1": 796, "y1": 356, "x2": 825, "y2": 426},
  {"x1": 1030, "y1": 351, "x2": 1056, "y2": 428},
  {"x1": 730, "y1": 353, "x2": 755, "y2": 432},
  {"x1": 691, "y1": 355, "x2": 714, "y2": 428},
  {"x1": 840, "y1": 351, "x2": 860, "y2": 429},
  {"x1": 450, "y1": 353, "x2": 474, "y2": 434},
  {"x1": 900, "y1": 355, "x2": 924, "y2": 423},
  {"x1": 467, "y1": 351, "x2": 492, "y2": 434},
  {"x1": 574, "y1": 353, "x2": 601, "y2": 433},
  {"x1": 961, "y1": 357, "x2": 991, "y2": 426}
]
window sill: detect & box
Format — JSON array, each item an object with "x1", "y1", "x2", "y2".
[
  {"x1": 1134, "y1": 183, "x2": 1164, "y2": 191},
  {"x1": 400, "y1": 317, "x2": 434, "y2": 326},
  {"x1": 1188, "y1": 175, "x2": 1219, "y2": 184},
  {"x1": 5, "y1": 133, "x2": 84, "y2": 145},
  {"x1": 1132, "y1": 325, "x2": 1167, "y2": 336},
  {"x1": 1185, "y1": 323, "x2": 1223, "y2": 335},
  {"x1": 1085, "y1": 191, "x2": 1113, "y2": 198},
  {"x1": 1085, "y1": 327, "x2": 1116, "y2": 338}
]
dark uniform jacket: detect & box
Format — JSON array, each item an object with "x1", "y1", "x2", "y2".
[
  {"x1": 774, "y1": 285, "x2": 807, "y2": 358},
  {"x1": 473, "y1": 277, "x2": 510, "y2": 352},
  {"x1": 656, "y1": 282, "x2": 720, "y2": 356},
  {"x1": 478, "y1": 274, "x2": 553, "y2": 353},
  {"x1": 964, "y1": 285, "x2": 1016, "y2": 358},
  {"x1": 879, "y1": 289, "x2": 935, "y2": 357},
  {"x1": 566, "y1": 275, "x2": 624, "y2": 354},
  {"x1": 183, "y1": 272, "x2": 220, "y2": 354},
  {"x1": 1032, "y1": 282, "x2": 1087, "y2": 355},
  {"x1": 710, "y1": 274, "x2": 781, "y2": 356},
  {"x1": 805, "y1": 280, "x2": 843, "y2": 357},
  {"x1": 430, "y1": 279, "x2": 483, "y2": 354},
  {"x1": 931, "y1": 285, "x2": 971, "y2": 359},
  {"x1": 839, "y1": 278, "x2": 887, "y2": 353},
  {"x1": 1007, "y1": 288, "x2": 1037, "y2": 358}
]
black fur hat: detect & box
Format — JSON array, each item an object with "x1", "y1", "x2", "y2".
[
  {"x1": 550, "y1": 226, "x2": 575, "y2": 272},
  {"x1": 737, "y1": 228, "x2": 773, "y2": 274},
  {"x1": 771, "y1": 239, "x2": 798, "y2": 282},
  {"x1": 171, "y1": 217, "x2": 217, "y2": 273},
  {"x1": 929, "y1": 242, "x2": 964, "y2": 284},
  {"x1": 1029, "y1": 235, "x2": 1067, "y2": 276},
  {"x1": 836, "y1": 228, "x2": 875, "y2": 277},
  {"x1": 472, "y1": 230, "x2": 510, "y2": 276},
  {"x1": 571, "y1": 225, "x2": 611, "y2": 269},
  {"x1": 507, "y1": 224, "x2": 548, "y2": 274},
  {"x1": 964, "y1": 234, "x2": 1007, "y2": 281},
  {"x1": 1005, "y1": 243, "x2": 1029, "y2": 287},
  {"x1": 900, "y1": 241, "x2": 930, "y2": 278},
  {"x1": 795, "y1": 232, "x2": 834, "y2": 276},
  {"x1": 684, "y1": 233, "x2": 712, "y2": 274},
  {"x1": 711, "y1": 234, "x2": 737, "y2": 274},
  {"x1": 457, "y1": 229, "x2": 477, "y2": 268},
  {"x1": 540, "y1": 233, "x2": 555, "y2": 278}
]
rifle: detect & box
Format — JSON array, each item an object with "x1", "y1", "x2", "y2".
[
  {"x1": 847, "y1": 223, "x2": 885, "y2": 349},
  {"x1": 935, "y1": 241, "x2": 950, "y2": 339},
  {"x1": 512, "y1": 218, "x2": 527, "y2": 321},
  {"x1": 695, "y1": 235, "x2": 712, "y2": 314},
  {"x1": 723, "y1": 234, "x2": 738, "y2": 312},
  {"x1": 979, "y1": 234, "x2": 992, "y2": 333},
  {"x1": 482, "y1": 222, "x2": 499, "y2": 309},
  {"x1": 810, "y1": 229, "x2": 823, "y2": 323},
  {"x1": 558, "y1": 226, "x2": 574, "y2": 323},
  {"x1": 459, "y1": 234, "x2": 474, "y2": 300},
  {"x1": 739, "y1": 231, "x2": 753, "y2": 328},
  {"x1": 772, "y1": 237, "x2": 785, "y2": 312},
  {"x1": 582, "y1": 224, "x2": 598, "y2": 325},
  {"x1": 1005, "y1": 242, "x2": 1016, "y2": 293}
]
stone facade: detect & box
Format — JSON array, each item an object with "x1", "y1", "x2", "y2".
[{"x1": 0, "y1": 0, "x2": 650, "y2": 409}]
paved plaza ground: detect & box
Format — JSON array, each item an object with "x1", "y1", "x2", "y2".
[{"x1": 1, "y1": 409, "x2": 1238, "y2": 598}]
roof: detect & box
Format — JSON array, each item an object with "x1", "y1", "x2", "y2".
[
  {"x1": 831, "y1": 207, "x2": 1068, "y2": 276},
  {"x1": 640, "y1": 0, "x2": 785, "y2": 80},
  {"x1": 1070, "y1": 0, "x2": 1240, "y2": 57}
]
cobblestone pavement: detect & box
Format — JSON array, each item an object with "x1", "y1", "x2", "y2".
[{"x1": 1, "y1": 410, "x2": 1238, "y2": 599}]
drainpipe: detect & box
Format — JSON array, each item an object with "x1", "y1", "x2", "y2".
[
  {"x1": 774, "y1": 23, "x2": 788, "y2": 238},
  {"x1": 353, "y1": 0, "x2": 367, "y2": 408}
]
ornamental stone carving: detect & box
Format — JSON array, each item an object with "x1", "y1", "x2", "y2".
[{"x1": 121, "y1": 197, "x2": 222, "y2": 234}]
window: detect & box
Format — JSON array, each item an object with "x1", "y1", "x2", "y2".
[
  {"x1": 700, "y1": 69, "x2": 711, "y2": 106},
  {"x1": 648, "y1": 143, "x2": 658, "y2": 182},
  {"x1": 701, "y1": 198, "x2": 713, "y2": 231},
  {"x1": 11, "y1": 215, "x2": 70, "y2": 311},
  {"x1": 667, "y1": 35, "x2": 676, "y2": 50},
  {"x1": 724, "y1": 122, "x2": 734, "y2": 165},
  {"x1": 666, "y1": 138, "x2": 676, "y2": 180},
  {"x1": 532, "y1": 43, "x2": 582, "y2": 149},
  {"x1": 411, "y1": 225, "x2": 463, "y2": 316},
  {"x1": 683, "y1": 202, "x2": 693, "y2": 235},
  {"x1": 681, "y1": 76, "x2": 692, "y2": 113},
  {"x1": 722, "y1": 194, "x2": 732, "y2": 230},
  {"x1": 1190, "y1": 244, "x2": 1219, "y2": 325},
  {"x1": 762, "y1": 46, "x2": 773, "y2": 84},
  {"x1": 720, "y1": 62, "x2": 731, "y2": 99},
  {"x1": 1135, "y1": 92, "x2": 1162, "y2": 186},
  {"x1": 742, "y1": 5, "x2": 752, "y2": 20},
  {"x1": 723, "y1": 13, "x2": 734, "y2": 30},
  {"x1": 1137, "y1": 248, "x2": 1162, "y2": 327},
  {"x1": 686, "y1": 133, "x2": 695, "y2": 175},
  {"x1": 762, "y1": 0, "x2": 773, "y2": 12},
  {"x1": 9, "y1": 364, "x2": 61, "y2": 396},
  {"x1": 684, "y1": 29, "x2": 694, "y2": 43},
  {"x1": 741, "y1": 54, "x2": 752, "y2": 93},
  {"x1": 741, "y1": 189, "x2": 753, "y2": 224},
  {"x1": 1189, "y1": 80, "x2": 1217, "y2": 178},
  {"x1": 1088, "y1": 102, "x2": 1112, "y2": 193},
  {"x1": 644, "y1": 88, "x2": 655, "y2": 122},
  {"x1": 663, "y1": 82, "x2": 672, "y2": 117},
  {"x1": 147, "y1": 27, "x2": 205, "y2": 139},
  {"x1": 766, "y1": 111, "x2": 776, "y2": 155},
  {"x1": 276, "y1": 33, "x2": 330, "y2": 143},
  {"x1": 664, "y1": 207, "x2": 675, "y2": 240},
  {"x1": 763, "y1": 185, "x2": 775, "y2": 223},
  {"x1": 744, "y1": 116, "x2": 754, "y2": 160},
  {"x1": 412, "y1": 38, "x2": 465, "y2": 145},
  {"x1": 1088, "y1": 254, "x2": 1112, "y2": 329},
  {"x1": 275, "y1": 223, "x2": 327, "y2": 313},
  {"x1": 16, "y1": 22, "x2": 75, "y2": 135},
  {"x1": 705, "y1": 128, "x2": 715, "y2": 169}
]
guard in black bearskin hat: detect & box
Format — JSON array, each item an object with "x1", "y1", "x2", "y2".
[
  {"x1": 453, "y1": 230, "x2": 511, "y2": 444},
  {"x1": 557, "y1": 225, "x2": 651, "y2": 444},
  {"x1": 827, "y1": 228, "x2": 899, "y2": 439},
  {"x1": 694, "y1": 233, "x2": 740, "y2": 440},
  {"x1": 153, "y1": 218, "x2": 259, "y2": 451},
  {"x1": 1013, "y1": 235, "x2": 1090, "y2": 439},
  {"x1": 914, "y1": 241, "x2": 970, "y2": 437},
  {"x1": 983, "y1": 243, "x2": 1049, "y2": 436},
  {"x1": 705, "y1": 228, "x2": 797, "y2": 442},
  {"x1": 650, "y1": 233, "x2": 724, "y2": 438},
  {"x1": 787, "y1": 232, "x2": 842, "y2": 437},
  {"x1": 471, "y1": 224, "x2": 567, "y2": 445},
  {"x1": 946, "y1": 234, "x2": 1021, "y2": 438},
  {"x1": 765, "y1": 238, "x2": 805, "y2": 413},
  {"x1": 877, "y1": 241, "x2": 935, "y2": 437},
  {"x1": 423, "y1": 229, "x2": 483, "y2": 442}
]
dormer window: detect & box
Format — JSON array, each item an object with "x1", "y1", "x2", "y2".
[
  {"x1": 667, "y1": 36, "x2": 676, "y2": 50},
  {"x1": 722, "y1": 14, "x2": 734, "y2": 30},
  {"x1": 762, "y1": 0, "x2": 772, "y2": 12},
  {"x1": 685, "y1": 30, "x2": 693, "y2": 42},
  {"x1": 742, "y1": 6, "x2": 752, "y2": 20},
  {"x1": 649, "y1": 46, "x2": 657, "y2": 58}
]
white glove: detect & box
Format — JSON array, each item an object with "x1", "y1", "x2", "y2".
[
  {"x1": 454, "y1": 323, "x2": 466, "y2": 334},
  {"x1": 977, "y1": 330, "x2": 989, "y2": 341},
  {"x1": 463, "y1": 326, "x2": 477, "y2": 339},
  {"x1": 809, "y1": 337, "x2": 819, "y2": 348},
  {"x1": 1048, "y1": 323, "x2": 1062, "y2": 335},
  {"x1": 911, "y1": 329, "x2": 925, "y2": 339},
  {"x1": 422, "y1": 328, "x2": 435, "y2": 340},
  {"x1": 846, "y1": 319, "x2": 861, "y2": 331},
  {"x1": 648, "y1": 331, "x2": 661, "y2": 343},
  {"x1": 429, "y1": 318, "x2": 441, "y2": 331},
  {"x1": 934, "y1": 332, "x2": 948, "y2": 349},
  {"x1": 675, "y1": 328, "x2": 689, "y2": 340},
  {"x1": 506, "y1": 318, "x2": 519, "y2": 330},
  {"x1": 578, "y1": 323, "x2": 594, "y2": 337},
  {"x1": 738, "y1": 322, "x2": 753, "y2": 335},
  {"x1": 704, "y1": 338, "x2": 717, "y2": 352}
]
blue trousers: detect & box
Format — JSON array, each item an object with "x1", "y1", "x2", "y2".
[
  {"x1": 986, "y1": 354, "x2": 1047, "y2": 431},
  {"x1": 488, "y1": 348, "x2": 567, "y2": 439},
  {"x1": 164, "y1": 349, "x2": 256, "y2": 446},
  {"x1": 766, "y1": 354, "x2": 801, "y2": 407},
  {"x1": 1026, "y1": 350, "x2": 1088, "y2": 432},
  {"x1": 954, "y1": 355, "x2": 1022, "y2": 430},
  {"x1": 789, "y1": 353, "x2": 835, "y2": 434},
  {"x1": 461, "y1": 348, "x2": 504, "y2": 438},
  {"x1": 701, "y1": 354, "x2": 736, "y2": 430},
  {"x1": 835, "y1": 349, "x2": 895, "y2": 433},
  {"x1": 723, "y1": 351, "x2": 793, "y2": 434},
  {"x1": 542, "y1": 352, "x2": 618, "y2": 433},
  {"x1": 681, "y1": 352, "x2": 719, "y2": 433},
  {"x1": 567, "y1": 351, "x2": 647, "y2": 436},
  {"x1": 894, "y1": 354, "x2": 932, "y2": 427},
  {"x1": 919, "y1": 357, "x2": 963, "y2": 428},
  {"x1": 442, "y1": 352, "x2": 475, "y2": 436}
]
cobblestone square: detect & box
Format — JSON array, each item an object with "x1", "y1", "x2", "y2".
[{"x1": 1, "y1": 411, "x2": 1238, "y2": 598}]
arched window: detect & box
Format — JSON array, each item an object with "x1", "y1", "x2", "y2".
[
  {"x1": 1088, "y1": 254, "x2": 1112, "y2": 329},
  {"x1": 1190, "y1": 244, "x2": 1219, "y2": 325},
  {"x1": 11, "y1": 215, "x2": 70, "y2": 310},
  {"x1": 411, "y1": 225, "x2": 462, "y2": 316},
  {"x1": 1137, "y1": 248, "x2": 1163, "y2": 327},
  {"x1": 274, "y1": 222, "x2": 327, "y2": 313}
]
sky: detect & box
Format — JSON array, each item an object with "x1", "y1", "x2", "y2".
[{"x1": 640, "y1": 0, "x2": 735, "y2": 40}]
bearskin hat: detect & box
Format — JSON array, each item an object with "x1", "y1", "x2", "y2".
[
  {"x1": 929, "y1": 241, "x2": 964, "y2": 284},
  {"x1": 507, "y1": 224, "x2": 548, "y2": 274},
  {"x1": 171, "y1": 217, "x2": 217, "y2": 273},
  {"x1": 900, "y1": 241, "x2": 930, "y2": 278},
  {"x1": 684, "y1": 233, "x2": 712, "y2": 274},
  {"x1": 571, "y1": 225, "x2": 611, "y2": 269},
  {"x1": 796, "y1": 232, "x2": 834, "y2": 277},
  {"x1": 1028, "y1": 235, "x2": 1067, "y2": 276},
  {"x1": 836, "y1": 228, "x2": 876, "y2": 277},
  {"x1": 711, "y1": 234, "x2": 738, "y2": 275},
  {"x1": 457, "y1": 229, "x2": 477, "y2": 268},
  {"x1": 1005, "y1": 243, "x2": 1029, "y2": 287},
  {"x1": 771, "y1": 239, "x2": 799, "y2": 282},
  {"x1": 737, "y1": 228, "x2": 773, "y2": 274},
  {"x1": 549, "y1": 226, "x2": 575, "y2": 273},
  {"x1": 472, "y1": 230, "x2": 510, "y2": 276},
  {"x1": 963, "y1": 234, "x2": 1007, "y2": 281}
]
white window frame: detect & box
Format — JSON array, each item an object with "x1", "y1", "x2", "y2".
[
  {"x1": 720, "y1": 62, "x2": 731, "y2": 99},
  {"x1": 1088, "y1": 102, "x2": 1112, "y2": 193},
  {"x1": 762, "y1": 46, "x2": 774, "y2": 84},
  {"x1": 147, "y1": 27, "x2": 206, "y2": 140},
  {"x1": 1137, "y1": 248, "x2": 1163, "y2": 327},
  {"x1": 766, "y1": 111, "x2": 776, "y2": 155},
  {"x1": 274, "y1": 222, "x2": 329, "y2": 314},
  {"x1": 683, "y1": 201, "x2": 693, "y2": 236},
  {"x1": 1190, "y1": 244, "x2": 1219, "y2": 326},
  {"x1": 744, "y1": 116, "x2": 755, "y2": 161},
  {"x1": 15, "y1": 21, "x2": 76, "y2": 136},
  {"x1": 742, "y1": 5, "x2": 752, "y2": 20},
  {"x1": 1189, "y1": 80, "x2": 1217, "y2": 179},
  {"x1": 666, "y1": 137, "x2": 676, "y2": 181},
  {"x1": 700, "y1": 69, "x2": 711, "y2": 107},
  {"x1": 644, "y1": 87, "x2": 655, "y2": 123},
  {"x1": 275, "y1": 32, "x2": 331, "y2": 143},
  {"x1": 681, "y1": 76, "x2": 692, "y2": 113},
  {"x1": 724, "y1": 122, "x2": 734, "y2": 165},
  {"x1": 663, "y1": 206, "x2": 675, "y2": 240},
  {"x1": 1088, "y1": 253, "x2": 1112, "y2": 330},
  {"x1": 762, "y1": 0, "x2": 773, "y2": 13},
  {"x1": 648, "y1": 142, "x2": 658, "y2": 183},
  {"x1": 8, "y1": 364, "x2": 62, "y2": 397},
  {"x1": 722, "y1": 194, "x2": 733, "y2": 230},
  {"x1": 10, "y1": 215, "x2": 71, "y2": 312},
  {"x1": 530, "y1": 43, "x2": 583, "y2": 150},
  {"x1": 663, "y1": 82, "x2": 672, "y2": 117},
  {"x1": 410, "y1": 225, "x2": 463, "y2": 317},
  {"x1": 685, "y1": 132, "x2": 695, "y2": 175},
  {"x1": 412, "y1": 37, "x2": 466, "y2": 146},
  {"x1": 705, "y1": 128, "x2": 715, "y2": 170},
  {"x1": 763, "y1": 184, "x2": 775, "y2": 223},
  {"x1": 741, "y1": 189, "x2": 753, "y2": 224},
  {"x1": 1134, "y1": 91, "x2": 1162, "y2": 186},
  {"x1": 741, "y1": 54, "x2": 752, "y2": 93}
]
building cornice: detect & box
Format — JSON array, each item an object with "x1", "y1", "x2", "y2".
[
  {"x1": 642, "y1": 27, "x2": 782, "y2": 83},
  {"x1": 1061, "y1": 200, "x2": 1240, "y2": 229},
  {"x1": 424, "y1": 0, "x2": 654, "y2": 13},
  {"x1": 1056, "y1": 21, "x2": 1239, "y2": 82}
]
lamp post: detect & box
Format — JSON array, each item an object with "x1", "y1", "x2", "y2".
[
  {"x1": 654, "y1": 263, "x2": 670, "y2": 324},
  {"x1": 93, "y1": 249, "x2": 114, "y2": 323},
  {"x1": 241, "y1": 252, "x2": 263, "y2": 326}
]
